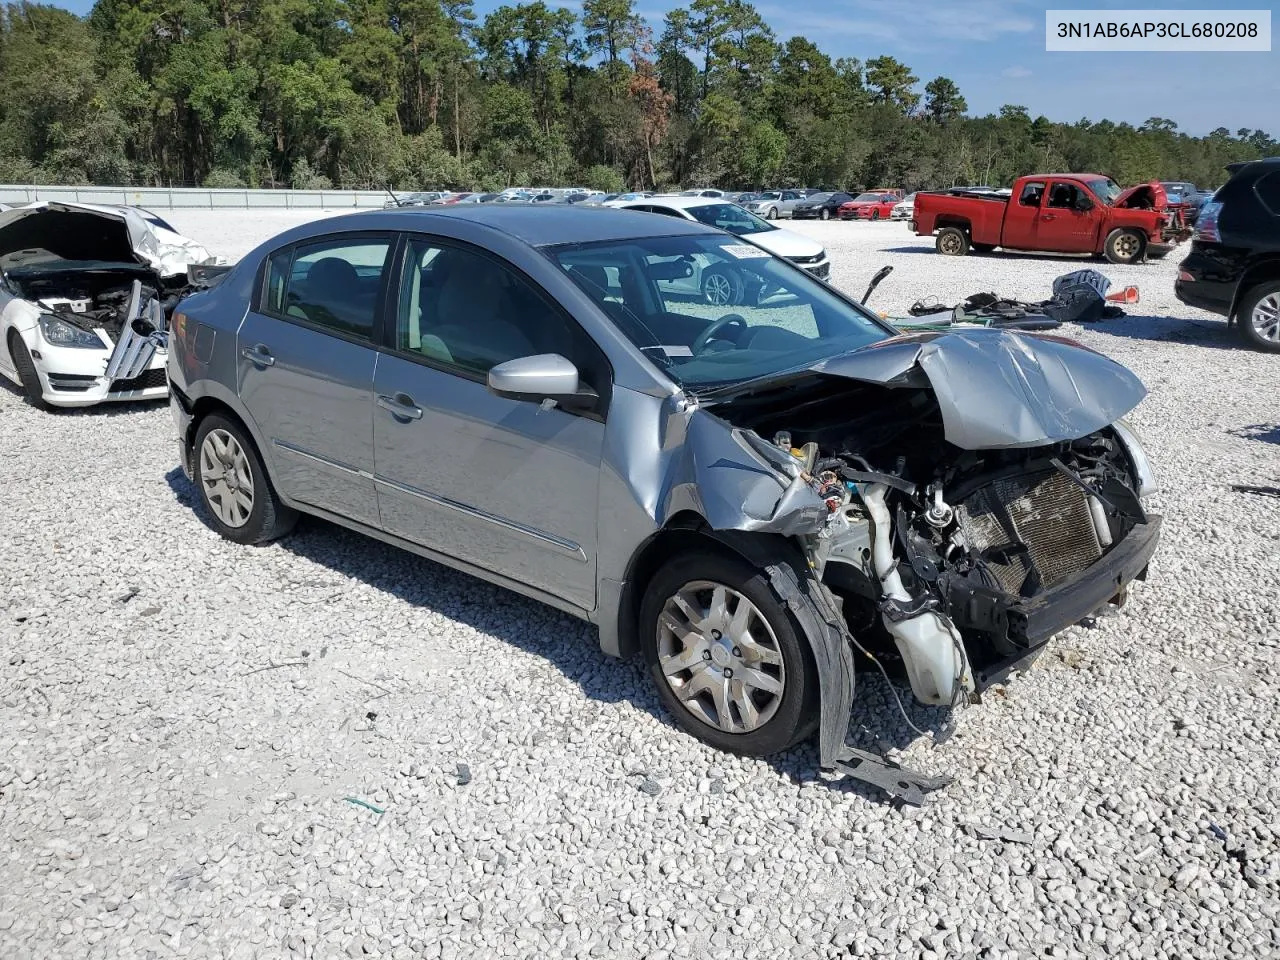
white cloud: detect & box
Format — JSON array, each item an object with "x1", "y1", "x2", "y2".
[{"x1": 1001, "y1": 65, "x2": 1033, "y2": 78}]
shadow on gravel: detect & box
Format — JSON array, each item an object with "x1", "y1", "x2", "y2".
[
  {"x1": 1232, "y1": 423, "x2": 1280, "y2": 445},
  {"x1": 1079, "y1": 313, "x2": 1243, "y2": 350},
  {"x1": 166, "y1": 467, "x2": 947, "y2": 807}
]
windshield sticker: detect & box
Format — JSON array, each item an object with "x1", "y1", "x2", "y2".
[
  {"x1": 661, "y1": 344, "x2": 694, "y2": 358},
  {"x1": 721, "y1": 244, "x2": 771, "y2": 259}
]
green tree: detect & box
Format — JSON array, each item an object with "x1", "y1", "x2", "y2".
[{"x1": 924, "y1": 76, "x2": 966, "y2": 123}]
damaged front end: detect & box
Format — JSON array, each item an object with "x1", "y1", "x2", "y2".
[{"x1": 690, "y1": 329, "x2": 1161, "y2": 781}]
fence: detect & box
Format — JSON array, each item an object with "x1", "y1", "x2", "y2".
[{"x1": 0, "y1": 185, "x2": 392, "y2": 210}]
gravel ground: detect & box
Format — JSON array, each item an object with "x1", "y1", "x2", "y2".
[{"x1": 2, "y1": 214, "x2": 1279, "y2": 960}]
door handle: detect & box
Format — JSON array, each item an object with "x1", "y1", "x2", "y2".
[
  {"x1": 1041, "y1": 214, "x2": 1056, "y2": 221},
  {"x1": 241, "y1": 344, "x2": 275, "y2": 367},
  {"x1": 377, "y1": 393, "x2": 423, "y2": 421}
]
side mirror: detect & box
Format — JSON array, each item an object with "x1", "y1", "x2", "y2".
[{"x1": 487, "y1": 353, "x2": 597, "y2": 410}]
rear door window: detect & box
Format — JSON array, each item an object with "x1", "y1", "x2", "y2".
[
  {"x1": 261, "y1": 235, "x2": 393, "y2": 342},
  {"x1": 1019, "y1": 182, "x2": 1046, "y2": 207}
]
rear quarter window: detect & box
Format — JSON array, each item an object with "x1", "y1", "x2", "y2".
[{"x1": 1254, "y1": 171, "x2": 1280, "y2": 217}]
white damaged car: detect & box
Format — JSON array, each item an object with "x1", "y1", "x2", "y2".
[{"x1": 0, "y1": 201, "x2": 218, "y2": 409}]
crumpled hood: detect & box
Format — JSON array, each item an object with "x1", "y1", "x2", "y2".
[
  {"x1": 811, "y1": 328, "x2": 1147, "y2": 449},
  {"x1": 0, "y1": 201, "x2": 212, "y2": 277},
  {"x1": 1114, "y1": 180, "x2": 1168, "y2": 209}
]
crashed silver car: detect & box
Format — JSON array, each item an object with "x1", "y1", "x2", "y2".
[
  {"x1": 0, "y1": 201, "x2": 217, "y2": 409},
  {"x1": 167, "y1": 206, "x2": 1160, "y2": 775}
]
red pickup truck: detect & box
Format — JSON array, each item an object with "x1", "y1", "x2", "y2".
[{"x1": 913, "y1": 174, "x2": 1192, "y2": 263}]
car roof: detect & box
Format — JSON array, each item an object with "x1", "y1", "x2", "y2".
[
  {"x1": 309, "y1": 204, "x2": 716, "y2": 246},
  {"x1": 636, "y1": 195, "x2": 735, "y2": 210}
]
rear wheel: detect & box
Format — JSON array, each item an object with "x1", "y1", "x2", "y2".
[
  {"x1": 193, "y1": 413, "x2": 297, "y2": 545},
  {"x1": 936, "y1": 227, "x2": 970, "y2": 256},
  {"x1": 1104, "y1": 228, "x2": 1145, "y2": 265},
  {"x1": 1237, "y1": 282, "x2": 1280, "y2": 353},
  {"x1": 7, "y1": 332, "x2": 50, "y2": 411},
  {"x1": 640, "y1": 551, "x2": 817, "y2": 757}
]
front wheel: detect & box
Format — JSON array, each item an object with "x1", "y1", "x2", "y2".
[
  {"x1": 700, "y1": 266, "x2": 744, "y2": 307},
  {"x1": 766, "y1": 207, "x2": 778, "y2": 220},
  {"x1": 819, "y1": 208, "x2": 830, "y2": 221},
  {"x1": 936, "y1": 227, "x2": 970, "y2": 256},
  {"x1": 1104, "y1": 228, "x2": 1145, "y2": 265},
  {"x1": 193, "y1": 414, "x2": 297, "y2": 545},
  {"x1": 640, "y1": 552, "x2": 817, "y2": 757},
  {"x1": 7, "y1": 332, "x2": 51, "y2": 411},
  {"x1": 1237, "y1": 282, "x2": 1280, "y2": 353},
  {"x1": 870, "y1": 210, "x2": 880, "y2": 221}
]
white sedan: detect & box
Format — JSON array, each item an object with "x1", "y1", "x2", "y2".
[
  {"x1": 0, "y1": 202, "x2": 217, "y2": 409},
  {"x1": 616, "y1": 196, "x2": 830, "y2": 305}
]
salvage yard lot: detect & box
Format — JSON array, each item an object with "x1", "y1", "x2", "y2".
[{"x1": 2, "y1": 213, "x2": 1279, "y2": 959}]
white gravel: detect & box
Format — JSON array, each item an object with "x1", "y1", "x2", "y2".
[{"x1": 3, "y1": 213, "x2": 1279, "y2": 960}]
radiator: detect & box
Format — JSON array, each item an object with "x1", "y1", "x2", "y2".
[{"x1": 956, "y1": 470, "x2": 1102, "y2": 595}]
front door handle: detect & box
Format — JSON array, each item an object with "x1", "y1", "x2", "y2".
[
  {"x1": 377, "y1": 392, "x2": 423, "y2": 421},
  {"x1": 1041, "y1": 214, "x2": 1057, "y2": 221},
  {"x1": 241, "y1": 344, "x2": 275, "y2": 367}
]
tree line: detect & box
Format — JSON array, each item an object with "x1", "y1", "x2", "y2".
[{"x1": 0, "y1": 0, "x2": 1273, "y2": 193}]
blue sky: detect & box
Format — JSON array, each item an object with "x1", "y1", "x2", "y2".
[{"x1": 50, "y1": 0, "x2": 1278, "y2": 135}]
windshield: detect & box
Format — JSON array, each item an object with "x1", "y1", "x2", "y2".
[
  {"x1": 684, "y1": 203, "x2": 776, "y2": 235},
  {"x1": 552, "y1": 234, "x2": 890, "y2": 391},
  {"x1": 805, "y1": 193, "x2": 833, "y2": 203},
  {"x1": 852, "y1": 193, "x2": 883, "y2": 202},
  {"x1": 755, "y1": 192, "x2": 781, "y2": 202},
  {"x1": 1081, "y1": 177, "x2": 1123, "y2": 205}
]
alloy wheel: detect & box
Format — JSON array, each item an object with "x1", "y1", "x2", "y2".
[
  {"x1": 656, "y1": 580, "x2": 786, "y2": 734},
  {"x1": 199, "y1": 428, "x2": 255, "y2": 528},
  {"x1": 1253, "y1": 293, "x2": 1280, "y2": 342},
  {"x1": 703, "y1": 273, "x2": 733, "y2": 306}
]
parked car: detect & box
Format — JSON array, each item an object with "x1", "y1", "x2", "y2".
[
  {"x1": 0, "y1": 201, "x2": 218, "y2": 409},
  {"x1": 743, "y1": 190, "x2": 808, "y2": 220},
  {"x1": 602, "y1": 192, "x2": 654, "y2": 208},
  {"x1": 1175, "y1": 158, "x2": 1280, "y2": 352},
  {"x1": 838, "y1": 193, "x2": 901, "y2": 221},
  {"x1": 1160, "y1": 181, "x2": 1207, "y2": 225},
  {"x1": 913, "y1": 174, "x2": 1193, "y2": 263},
  {"x1": 456, "y1": 193, "x2": 499, "y2": 204},
  {"x1": 791, "y1": 192, "x2": 855, "y2": 220},
  {"x1": 891, "y1": 193, "x2": 917, "y2": 220},
  {"x1": 616, "y1": 195, "x2": 830, "y2": 291},
  {"x1": 680, "y1": 189, "x2": 726, "y2": 199},
  {"x1": 167, "y1": 205, "x2": 1160, "y2": 765},
  {"x1": 384, "y1": 192, "x2": 447, "y2": 209}
]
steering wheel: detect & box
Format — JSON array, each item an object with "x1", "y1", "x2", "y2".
[{"x1": 692, "y1": 313, "x2": 748, "y2": 355}]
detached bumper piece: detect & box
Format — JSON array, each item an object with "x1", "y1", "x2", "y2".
[{"x1": 829, "y1": 747, "x2": 954, "y2": 807}]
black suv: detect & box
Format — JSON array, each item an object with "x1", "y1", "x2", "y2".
[{"x1": 1175, "y1": 158, "x2": 1280, "y2": 352}]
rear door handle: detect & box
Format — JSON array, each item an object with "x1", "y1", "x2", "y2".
[
  {"x1": 377, "y1": 392, "x2": 423, "y2": 421},
  {"x1": 241, "y1": 344, "x2": 275, "y2": 367}
]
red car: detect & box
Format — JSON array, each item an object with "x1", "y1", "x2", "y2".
[{"x1": 838, "y1": 192, "x2": 901, "y2": 221}]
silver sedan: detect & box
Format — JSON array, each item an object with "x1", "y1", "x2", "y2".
[{"x1": 167, "y1": 206, "x2": 1160, "y2": 771}]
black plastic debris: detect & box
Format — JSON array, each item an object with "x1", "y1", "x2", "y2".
[{"x1": 829, "y1": 747, "x2": 953, "y2": 807}]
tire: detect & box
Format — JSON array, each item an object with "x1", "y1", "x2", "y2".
[
  {"x1": 701, "y1": 266, "x2": 744, "y2": 307},
  {"x1": 193, "y1": 413, "x2": 297, "y2": 545},
  {"x1": 870, "y1": 210, "x2": 881, "y2": 221},
  {"x1": 1104, "y1": 228, "x2": 1145, "y2": 265},
  {"x1": 819, "y1": 208, "x2": 830, "y2": 221},
  {"x1": 639, "y1": 551, "x2": 817, "y2": 757},
  {"x1": 7, "y1": 332, "x2": 51, "y2": 411},
  {"x1": 1236, "y1": 281, "x2": 1280, "y2": 353},
  {"x1": 935, "y1": 227, "x2": 970, "y2": 256},
  {"x1": 766, "y1": 207, "x2": 778, "y2": 220}
]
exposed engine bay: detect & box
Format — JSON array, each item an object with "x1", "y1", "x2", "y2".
[
  {"x1": 7, "y1": 261, "x2": 170, "y2": 341},
  {"x1": 707, "y1": 361, "x2": 1158, "y2": 709}
]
